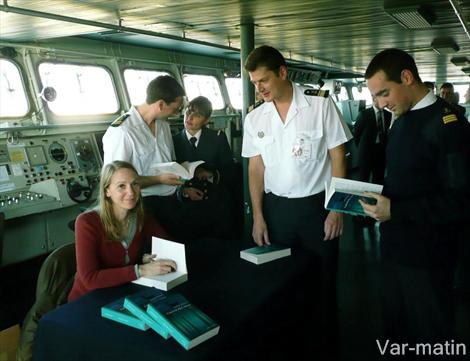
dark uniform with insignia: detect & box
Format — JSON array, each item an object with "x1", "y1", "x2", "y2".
[
  {"x1": 380, "y1": 96, "x2": 470, "y2": 343},
  {"x1": 172, "y1": 127, "x2": 237, "y2": 239}
]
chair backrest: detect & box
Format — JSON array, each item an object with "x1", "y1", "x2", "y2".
[{"x1": 16, "y1": 243, "x2": 76, "y2": 361}]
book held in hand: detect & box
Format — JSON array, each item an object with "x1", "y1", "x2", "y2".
[
  {"x1": 101, "y1": 297, "x2": 149, "y2": 331},
  {"x1": 240, "y1": 244, "x2": 291, "y2": 265},
  {"x1": 147, "y1": 293, "x2": 220, "y2": 350},
  {"x1": 123, "y1": 288, "x2": 171, "y2": 339},
  {"x1": 150, "y1": 161, "x2": 205, "y2": 181},
  {"x1": 133, "y1": 237, "x2": 188, "y2": 291},
  {"x1": 324, "y1": 177, "x2": 383, "y2": 216}
]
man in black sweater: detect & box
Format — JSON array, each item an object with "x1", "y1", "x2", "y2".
[
  {"x1": 173, "y1": 96, "x2": 237, "y2": 239},
  {"x1": 362, "y1": 49, "x2": 470, "y2": 348}
]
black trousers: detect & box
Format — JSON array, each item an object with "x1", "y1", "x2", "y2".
[
  {"x1": 263, "y1": 192, "x2": 339, "y2": 350},
  {"x1": 380, "y1": 260, "x2": 456, "y2": 345}
]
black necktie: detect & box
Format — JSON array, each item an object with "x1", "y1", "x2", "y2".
[
  {"x1": 189, "y1": 137, "x2": 197, "y2": 149},
  {"x1": 377, "y1": 111, "x2": 386, "y2": 143}
]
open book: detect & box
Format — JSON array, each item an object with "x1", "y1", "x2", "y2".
[
  {"x1": 150, "y1": 161, "x2": 205, "y2": 181},
  {"x1": 133, "y1": 237, "x2": 188, "y2": 291},
  {"x1": 324, "y1": 177, "x2": 383, "y2": 216}
]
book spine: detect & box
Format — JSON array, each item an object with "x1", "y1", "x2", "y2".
[
  {"x1": 123, "y1": 300, "x2": 170, "y2": 339},
  {"x1": 147, "y1": 307, "x2": 190, "y2": 350},
  {"x1": 101, "y1": 308, "x2": 147, "y2": 331}
]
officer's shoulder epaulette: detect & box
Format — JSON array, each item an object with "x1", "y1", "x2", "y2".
[
  {"x1": 110, "y1": 113, "x2": 130, "y2": 127},
  {"x1": 248, "y1": 99, "x2": 265, "y2": 113},
  {"x1": 304, "y1": 88, "x2": 329, "y2": 98},
  {"x1": 441, "y1": 106, "x2": 458, "y2": 125}
]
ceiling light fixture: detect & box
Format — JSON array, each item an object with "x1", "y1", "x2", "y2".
[
  {"x1": 451, "y1": 56, "x2": 469, "y2": 66},
  {"x1": 461, "y1": 67, "x2": 470, "y2": 75},
  {"x1": 431, "y1": 38, "x2": 460, "y2": 54}
]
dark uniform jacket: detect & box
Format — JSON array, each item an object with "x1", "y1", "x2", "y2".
[
  {"x1": 173, "y1": 127, "x2": 236, "y2": 187},
  {"x1": 381, "y1": 97, "x2": 470, "y2": 267},
  {"x1": 172, "y1": 127, "x2": 236, "y2": 239},
  {"x1": 353, "y1": 107, "x2": 391, "y2": 184}
]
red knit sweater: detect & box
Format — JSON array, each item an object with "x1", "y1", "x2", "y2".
[{"x1": 68, "y1": 211, "x2": 170, "y2": 302}]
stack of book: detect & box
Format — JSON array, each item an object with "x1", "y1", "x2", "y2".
[{"x1": 101, "y1": 288, "x2": 220, "y2": 350}]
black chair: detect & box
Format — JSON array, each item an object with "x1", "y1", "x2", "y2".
[{"x1": 16, "y1": 243, "x2": 76, "y2": 361}]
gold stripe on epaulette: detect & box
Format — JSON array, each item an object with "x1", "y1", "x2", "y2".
[{"x1": 443, "y1": 114, "x2": 458, "y2": 124}]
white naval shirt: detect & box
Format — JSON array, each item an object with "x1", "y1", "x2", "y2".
[
  {"x1": 242, "y1": 83, "x2": 352, "y2": 198},
  {"x1": 102, "y1": 106, "x2": 176, "y2": 196}
]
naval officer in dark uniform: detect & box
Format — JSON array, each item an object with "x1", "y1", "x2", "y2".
[
  {"x1": 173, "y1": 96, "x2": 236, "y2": 239},
  {"x1": 362, "y1": 48, "x2": 470, "y2": 346}
]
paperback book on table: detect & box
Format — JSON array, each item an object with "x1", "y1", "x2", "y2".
[
  {"x1": 147, "y1": 293, "x2": 220, "y2": 350},
  {"x1": 123, "y1": 288, "x2": 171, "y2": 339},
  {"x1": 133, "y1": 237, "x2": 188, "y2": 291},
  {"x1": 101, "y1": 296, "x2": 149, "y2": 331},
  {"x1": 240, "y1": 243, "x2": 291, "y2": 265},
  {"x1": 324, "y1": 177, "x2": 383, "y2": 217}
]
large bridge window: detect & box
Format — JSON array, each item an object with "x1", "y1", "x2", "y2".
[
  {"x1": 38, "y1": 62, "x2": 118, "y2": 116},
  {"x1": 183, "y1": 74, "x2": 224, "y2": 110},
  {"x1": 124, "y1": 69, "x2": 170, "y2": 105},
  {"x1": 352, "y1": 85, "x2": 372, "y2": 106},
  {"x1": 225, "y1": 77, "x2": 242, "y2": 110},
  {"x1": 337, "y1": 86, "x2": 349, "y2": 101},
  {"x1": 0, "y1": 59, "x2": 29, "y2": 118}
]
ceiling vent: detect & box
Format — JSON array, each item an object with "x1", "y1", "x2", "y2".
[
  {"x1": 384, "y1": 2, "x2": 435, "y2": 29},
  {"x1": 431, "y1": 38, "x2": 460, "y2": 54}
]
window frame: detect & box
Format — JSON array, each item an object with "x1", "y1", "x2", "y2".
[
  {"x1": 0, "y1": 58, "x2": 31, "y2": 119},
  {"x1": 182, "y1": 72, "x2": 226, "y2": 110},
  {"x1": 36, "y1": 60, "x2": 120, "y2": 120},
  {"x1": 122, "y1": 67, "x2": 175, "y2": 106}
]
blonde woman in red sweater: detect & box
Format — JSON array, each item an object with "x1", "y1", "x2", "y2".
[{"x1": 68, "y1": 161, "x2": 176, "y2": 301}]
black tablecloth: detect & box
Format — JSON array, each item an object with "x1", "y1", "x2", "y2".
[{"x1": 33, "y1": 238, "x2": 322, "y2": 361}]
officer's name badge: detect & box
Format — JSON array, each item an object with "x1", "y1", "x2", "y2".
[
  {"x1": 257, "y1": 131, "x2": 264, "y2": 138},
  {"x1": 443, "y1": 113, "x2": 458, "y2": 124}
]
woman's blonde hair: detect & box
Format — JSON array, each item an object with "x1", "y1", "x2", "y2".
[{"x1": 99, "y1": 160, "x2": 144, "y2": 240}]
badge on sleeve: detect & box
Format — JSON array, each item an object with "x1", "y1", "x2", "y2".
[
  {"x1": 442, "y1": 113, "x2": 457, "y2": 124},
  {"x1": 257, "y1": 131, "x2": 265, "y2": 138},
  {"x1": 304, "y1": 89, "x2": 329, "y2": 98},
  {"x1": 110, "y1": 113, "x2": 130, "y2": 127}
]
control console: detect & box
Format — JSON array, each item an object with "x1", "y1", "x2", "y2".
[{"x1": 0, "y1": 132, "x2": 103, "y2": 219}]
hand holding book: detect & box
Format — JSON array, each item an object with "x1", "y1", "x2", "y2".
[
  {"x1": 139, "y1": 258, "x2": 177, "y2": 277},
  {"x1": 324, "y1": 177, "x2": 384, "y2": 217},
  {"x1": 358, "y1": 192, "x2": 391, "y2": 222}
]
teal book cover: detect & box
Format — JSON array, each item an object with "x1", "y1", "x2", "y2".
[
  {"x1": 123, "y1": 288, "x2": 171, "y2": 339},
  {"x1": 147, "y1": 293, "x2": 220, "y2": 350},
  {"x1": 101, "y1": 297, "x2": 149, "y2": 331},
  {"x1": 326, "y1": 191, "x2": 376, "y2": 216},
  {"x1": 244, "y1": 244, "x2": 289, "y2": 255}
]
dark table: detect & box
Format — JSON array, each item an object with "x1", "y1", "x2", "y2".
[{"x1": 33, "y1": 238, "x2": 323, "y2": 361}]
